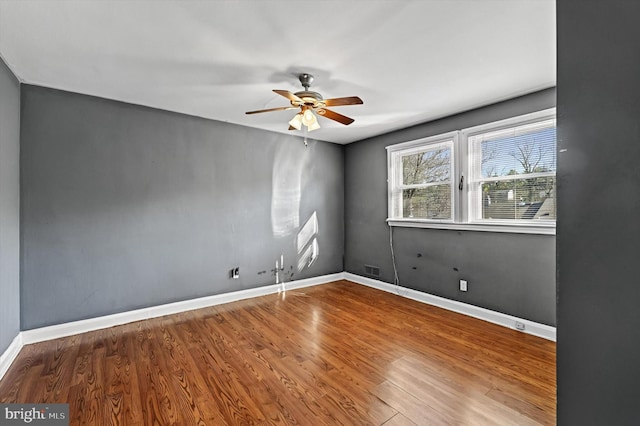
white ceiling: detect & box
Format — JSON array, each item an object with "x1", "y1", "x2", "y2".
[{"x1": 0, "y1": 0, "x2": 555, "y2": 144}]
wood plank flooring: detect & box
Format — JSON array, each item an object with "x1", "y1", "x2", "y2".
[{"x1": 0, "y1": 280, "x2": 556, "y2": 425}]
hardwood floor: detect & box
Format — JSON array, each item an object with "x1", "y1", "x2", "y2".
[{"x1": 0, "y1": 280, "x2": 556, "y2": 425}]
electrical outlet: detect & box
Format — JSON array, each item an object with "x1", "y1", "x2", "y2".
[
  {"x1": 231, "y1": 267, "x2": 240, "y2": 279},
  {"x1": 459, "y1": 279, "x2": 468, "y2": 292},
  {"x1": 515, "y1": 321, "x2": 526, "y2": 331}
]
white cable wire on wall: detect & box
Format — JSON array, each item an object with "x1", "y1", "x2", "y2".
[{"x1": 389, "y1": 225, "x2": 402, "y2": 294}]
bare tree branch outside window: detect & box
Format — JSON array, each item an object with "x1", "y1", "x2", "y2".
[{"x1": 401, "y1": 148, "x2": 451, "y2": 218}]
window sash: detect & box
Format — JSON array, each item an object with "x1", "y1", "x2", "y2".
[
  {"x1": 468, "y1": 177, "x2": 557, "y2": 223},
  {"x1": 464, "y1": 109, "x2": 556, "y2": 224},
  {"x1": 387, "y1": 134, "x2": 456, "y2": 222}
]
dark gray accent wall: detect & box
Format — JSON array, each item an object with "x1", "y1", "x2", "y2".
[
  {"x1": 557, "y1": 2, "x2": 640, "y2": 424},
  {"x1": 0, "y1": 57, "x2": 21, "y2": 354},
  {"x1": 20, "y1": 85, "x2": 344, "y2": 329},
  {"x1": 345, "y1": 88, "x2": 556, "y2": 326}
]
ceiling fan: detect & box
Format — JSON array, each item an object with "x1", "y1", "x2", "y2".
[{"x1": 245, "y1": 73, "x2": 363, "y2": 132}]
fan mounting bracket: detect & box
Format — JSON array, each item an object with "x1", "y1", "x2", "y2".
[{"x1": 298, "y1": 73, "x2": 314, "y2": 91}]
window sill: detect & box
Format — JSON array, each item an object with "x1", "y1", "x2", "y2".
[{"x1": 386, "y1": 219, "x2": 556, "y2": 235}]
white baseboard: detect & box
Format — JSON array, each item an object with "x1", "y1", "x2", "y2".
[
  {"x1": 21, "y1": 272, "x2": 344, "y2": 345},
  {"x1": 344, "y1": 273, "x2": 556, "y2": 341},
  {"x1": 1, "y1": 270, "x2": 555, "y2": 380},
  {"x1": 0, "y1": 333, "x2": 23, "y2": 381}
]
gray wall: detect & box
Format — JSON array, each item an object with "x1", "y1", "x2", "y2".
[
  {"x1": 345, "y1": 88, "x2": 556, "y2": 326},
  {"x1": 0, "y1": 57, "x2": 21, "y2": 353},
  {"x1": 20, "y1": 85, "x2": 344, "y2": 329},
  {"x1": 557, "y1": 2, "x2": 640, "y2": 424}
]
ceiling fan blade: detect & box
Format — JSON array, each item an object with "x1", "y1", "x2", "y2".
[
  {"x1": 273, "y1": 90, "x2": 303, "y2": 103},
  {"x1": 322, "y1": 96, "x2": 363, "y2": 107},
  {"x1": 316, "y1": 108, "x2": 355, "y2": 125},
  {"x1": 245, "y1": 106, "x2": 297, "y2": 115}
]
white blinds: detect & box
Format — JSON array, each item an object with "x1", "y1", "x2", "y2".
[{"x1": 468, "y1": 118, "x2": 557, "y2": 221}]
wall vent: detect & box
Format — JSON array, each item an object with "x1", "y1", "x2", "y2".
[{"x1": 364, "y1": 264, "x2": 380, "y2": 277}]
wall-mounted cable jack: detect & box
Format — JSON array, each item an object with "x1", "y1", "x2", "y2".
[{"x1": 230, "y1": 267, "x2": 240, "y2": 279}]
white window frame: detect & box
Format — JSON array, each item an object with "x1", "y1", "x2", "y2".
[
  {"x1": 387, "y1": 132, "x2": 458, "y2": 223},
  {"x1": 386, "y1": 108, "x2": 556, "y2": 235}
]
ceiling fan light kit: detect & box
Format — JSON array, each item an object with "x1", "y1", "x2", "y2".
[{"x1": 246, "y1": 73, "x2": 363, "y2": 136}]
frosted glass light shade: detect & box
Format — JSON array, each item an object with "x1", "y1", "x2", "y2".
[
  {"x1": 289, "y1": 113, "x2": 303, "y2": 130},
  {"x1": 301, "y1": 109, "x2": 314, "y2": 125},
  {"x1": 307, "y1": 119, "x2": 320, "y2": 131},
  {"x1": 302, "y1": 109, "x2": 320, "y2": 131}
]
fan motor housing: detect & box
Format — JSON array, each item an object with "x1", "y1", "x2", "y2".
[
  {"x1": 294, "y1": 90, "x2": 322, "y2": 101},
  {"x1": 291, "y1": 90, "x2": 323, "y2": 107}
]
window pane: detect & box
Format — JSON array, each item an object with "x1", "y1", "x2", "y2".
[
  {"x1": 402, "y1": 185, "x2": 451, "y2": 219},
  {"x1": 481, "y1": 177, "x2": 556, "y2": 220},
  {"x1": 480, "y1": 126, "x2": 556, "y2": 178},
  {"x1": 402, "y1": 148, "x2": 450, "y2": 185}
]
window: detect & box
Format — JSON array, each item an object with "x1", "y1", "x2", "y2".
[
  {"x1": 466, "y1": 113, "x2": 556, "y2": 223},
  {"x1": 387, "y1": 132, "x2": 457, "y2": 221},
  {"x1": 387, "y1": 109, "x2": 556, "y2": 234}
]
